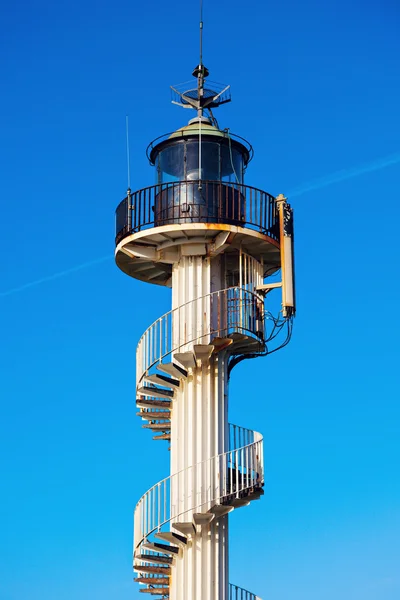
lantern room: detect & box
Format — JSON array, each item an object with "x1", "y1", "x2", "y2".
[
  {"x1": 149, "y1": 118, "x2": 251, "y2": 184},
  {"x1": 147, "y1": 118, "x2": 253, "y2": 226}
]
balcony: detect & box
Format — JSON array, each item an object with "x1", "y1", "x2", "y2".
[{"x1": 115, "y1": 180, "x2": 279, "y2": 245}]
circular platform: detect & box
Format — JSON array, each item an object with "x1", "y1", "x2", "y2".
[{"x1": 115, "y1": 222, "x2": 280, "y2": 286}]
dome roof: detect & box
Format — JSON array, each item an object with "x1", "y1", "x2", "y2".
[
  {"x1": 168, "y1": 120, "x2": 227, "y2": 140},
  {"x1": 147, "y1": 118, "x2": 253, "y2": 166}
]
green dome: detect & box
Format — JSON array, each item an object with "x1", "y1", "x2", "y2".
[{"x1": 168, "y1": 120, "x2": 228, "y2": 140}]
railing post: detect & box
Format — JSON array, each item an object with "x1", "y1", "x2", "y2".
[{"x1": 127, "y1": 188, "x2": 132, "y2": 233}]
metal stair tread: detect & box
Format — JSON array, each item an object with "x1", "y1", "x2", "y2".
[
  {"x1": 142, "y1": 423, "x2": 171, "y2": 431},
  {"x1": 233, "y1": 340, "x2": 263, "y2": 351},
  {"x1": 155, "y1": 531, "x2": 187, "y2": 547},
  {"x1": 229, "y1": 333, "x2": 248, "y2": 342},
  {"x1": 138, "y1": 386, "x2": 175, "y2": 399},
  {"x1": 144, "y1": 373, "x2": 180, "y2": 388},
  {"x1": 157, "y1": 362, "x2": 188, "y2": 380},
  {"x1": 208, "y1": 504, "x2": 234, "y2": 517},
  {"x1": 133, "y1": 565, "x2": 171, "y2": 575},
  {"x1": 171, "y1": 522, "x2": 196, "y2": 536},
  {"x1": 137, "y1": 411, "x2": 171, "y2": 420},
  {"x1": 136, "y1": 399, "x2": 172, "y2": 410},
  {"x1": 210, "y1": 336, "x2": 234, "y2": 352},
  {"x1": 139, "y1": 587, "x2": 169, "y2": 596},
  {"x1": 173, "y1": 352, "x2": 197, "y2": 369},
  {"x1": 222, "y1": 485, "x2": 264, "y2": 507},
  {"x1": 153, "y1": 433, "x2": 171, "y2": 441},
  {"x1": 135, "y1": 577, "x2": 170, "y2": 585},
  {"x1": 136, "y1": 553, "x2": 173, "y2": 565},
  {"x1": 142, "y1": 542, "x2": 179, "y2": 556},
  {"x1": 193, "y1": 344, "x2": 214, "y2": 362},
  {"x1": 230, "y1": 498, "x2": 251, "y2": 508},
  {"x1": 193, "y1": 513, "x2": 215, "y2": 526}
]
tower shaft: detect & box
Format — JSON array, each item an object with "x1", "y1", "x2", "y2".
[{"x1": 170, "y1": 255, "x2": 229, "y2": 600}]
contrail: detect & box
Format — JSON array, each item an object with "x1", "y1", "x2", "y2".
[
  {"x1": 0, "y1": 255, "x2": 112, "y2": 298},
  {"x1": 288, "y1": 151, "x2": 400, "y2": 198},
  {"x1": 1, "y1": 150, "x2": 399, "y2": 298}
]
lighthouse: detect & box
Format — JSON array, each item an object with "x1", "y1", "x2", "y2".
[{"x1": 115, "y1": 52, "x2": 295, "y2": 600}]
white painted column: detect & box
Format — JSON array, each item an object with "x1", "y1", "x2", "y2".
[{"x1": 170, "y1": 254, "x2": 229, "y2": 600}]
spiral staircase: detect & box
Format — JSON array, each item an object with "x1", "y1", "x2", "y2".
[{"x1": 133, "y1": 286, "x2": 266, "y2": 599}]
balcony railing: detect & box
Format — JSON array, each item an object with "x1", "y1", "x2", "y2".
[
  {"x1": 229, "y1": 583, "x2": 261, "y2": 600},
  {"x1": 115, "y1": 180, "x2": 279, "y2": 244}
]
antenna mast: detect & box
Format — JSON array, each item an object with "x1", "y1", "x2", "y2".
[
  {"x1": 199, "y1": 0, "x2": 203, "y2": 67},
  {"x1": 170, "y1": 0, "x2": 231, "y2": 118},
  {"x1": 126, "y1": 115, "x2": 131, "y2": 192}
]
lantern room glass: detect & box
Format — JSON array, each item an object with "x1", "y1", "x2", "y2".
[{"x1": 155, "y1": 139, "x2": 245, "y2": 184}]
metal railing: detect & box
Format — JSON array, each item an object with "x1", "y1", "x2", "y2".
[
  {"x1": 229, "y1": 583, "x2": 261, "y2": 600},
  {"x1": 133, "y1": 431, "x2": 264, "y2": 554},
  {"x1": 115, "y1": 180, "x2": 279, "y2": 244},
  {"x1": 229, "y1": 423, "x2": 256, "y2": 452},
  {"x1": 136, "y1": 286, "x2": 264, "y2": 386}
]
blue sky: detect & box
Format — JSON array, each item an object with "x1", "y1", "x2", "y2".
[{"x1": 0, "y1": 1, "x2": 399, "y2": 599}]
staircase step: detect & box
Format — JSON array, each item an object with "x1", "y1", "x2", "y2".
[
  {"x1": 133, "y1": 565, "x2": 171, "y2": 576},
  {"x1": 210, "y1": 337, "x2": 233, "y2": 352},
  {"x1": 230, "y1": 498, "x2": 251, "y2": 508},
  {"x1": 136, "y1": 554, "x2": 173, "y2": 567},
  {"x1": 142, "y1": 423, "x2": 171, "y2": 431},
  {"x1": 157, "y1": 362, "x2": 188, "y2": 380},
  {"x1": 153, "y1": 433, "x2": 171, "y2": 441},
  {"x1": 142, "y1": 542, "x2": 179, "y2": 556},
  {"x1": 155, "y1": 532, "x2": 187, "y2": 548},
  {"x1": 139, "y1": 588, "x2": 169, "y2": 595},
  {"x1": 249, "y1": 488, "x2": 265, "y2": 500},
  {"x1": 171, "y1": 522, "x2": 196, "y2": 536},
  {"x1": 137, "y1": 411, "x2": 171, "y2": 421},
  {"x1": 193, "y1": 344, "x2": 214, "y2": 362},
  {"x1": 222, "y1": 486, "x2": 264, "y2": 506},
  {"x1": 229, "y1": 333, "x2": 248, "y2": 342},
  {"x1": 208, "y1": 504, "x2": 234, "y2": 518},
  {"x1": 144, "y1": 374, "x2": 180, "y2": 388},
  {"x1": 231, "y1": 339, "x2": 264, "y2": 353},
  {"x1": 138, "y1": 386, "x2": 175, "y2": 399},
  {"x1": 193, "y1": 513, "x2": 215, "y2": 526},
  {"x1": 136, "y1": 399, "x2": 172, "y2": 410},
  {"x1": 135, "y1": 577, "x2": 170, "y2": 585},
  {"x1": 173, "y1": 352, "x2": 196, "y2": 369},
  {"x1": 241, "y1": 342, "x2": 264, "y2": 353},
  {"x1": 136, "y1": 553, "x2": 173, "y2": 565}
]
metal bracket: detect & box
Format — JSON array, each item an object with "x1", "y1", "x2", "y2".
[{"x1": 256, "y1": 282, "x2": 282, "y2": 295}]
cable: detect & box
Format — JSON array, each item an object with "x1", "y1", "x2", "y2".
[
  {"x1": 228, "y1": 315, "x2": 294, "y2": 377},
  {"x1": 226, "y1": 129, "x2": 240, "y2": 184}
]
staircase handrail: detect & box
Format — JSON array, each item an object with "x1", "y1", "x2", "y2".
[
  {"x1": 133, "y1": 434, "x2": 264, "y2": 554},
  {"x1": 136, "y1": 286, "x2": 264, "y2": 386}
]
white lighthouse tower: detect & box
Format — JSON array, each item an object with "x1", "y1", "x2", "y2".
[{"x1": 115, "y1": 50, "x2": 296, "y2": 600}]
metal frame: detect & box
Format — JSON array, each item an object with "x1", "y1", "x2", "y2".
[{"x1": 146, "y1": 131, "x2": 254, "y2": 165}]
